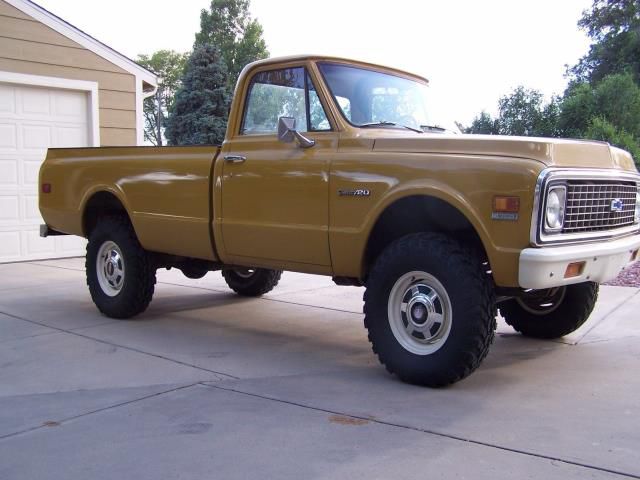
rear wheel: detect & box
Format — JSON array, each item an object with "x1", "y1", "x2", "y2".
[
  {"x1": 86, "y1": 216, "x2": 156, "y2": 319},
  {"x1": 222, "y1": 268, "x2": 282, "y2": 296},
  {"x1": 364, "y1": 233, "x2": 496, "y2": 387},
  {"x1": 500, "y1": 282, "x2": 599, "y2": 339}
]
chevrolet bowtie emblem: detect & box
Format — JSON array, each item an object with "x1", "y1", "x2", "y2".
[{"x1": 610, "y1": 198, "x2": 623, "y2": 212}]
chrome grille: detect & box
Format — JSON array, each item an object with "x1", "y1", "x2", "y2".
[{"x1": 562, "y1": 181, "x2": 638, "y2": 233}]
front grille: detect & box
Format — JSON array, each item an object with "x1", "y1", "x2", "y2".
[{"x1": 562, "y1": 181, "x2": 638, "y2": 233}]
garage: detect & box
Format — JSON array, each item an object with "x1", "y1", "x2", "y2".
[
  {"x1": 0, "y1": 82, "x2": 90, "y2": 262},
  {"x1": 0, "y1": 0, "x2": 157, "y2": 263}
]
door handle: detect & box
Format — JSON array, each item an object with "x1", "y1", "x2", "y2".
[{"x1": 224, "y1": 154, "x2": 246, "y2": 163}]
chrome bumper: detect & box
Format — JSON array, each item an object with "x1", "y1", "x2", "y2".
[{"x1": 519, "y1": 234, "x2": 640, "y2": 289}]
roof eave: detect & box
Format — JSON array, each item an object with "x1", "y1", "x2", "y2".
[{"x1": 5, "y1": 0, "x2": 158, "y2": 86}]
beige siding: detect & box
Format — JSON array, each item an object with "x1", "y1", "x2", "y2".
[
  {"x1": 0, "y1": 15, "x2": 79, "y2": 48},
  {"x1": 0, "y1": 36, "x2": 128, "y2": 74},
  {"x1": 99, "y1": 89, "x2": 136, "y2": 111},
  {"x1": 0, "y1": 1, "x2": 30, "y2": 20},
  {"x1": 0, "y1": 58, "x2": 135, "y2": 91},
  {"x1": 0, "y1": 0, "x2": 138, "y2": 145},
  {"x1": 100, "y1": 108, "x2": 136, "y2": 129},
  {"x1": 100, "y1": 127, "x2": 136, "y2": 146}
]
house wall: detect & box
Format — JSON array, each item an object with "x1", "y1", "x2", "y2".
[{"x1": 0, "y1": 0, "x2": 137, "y2": 145}]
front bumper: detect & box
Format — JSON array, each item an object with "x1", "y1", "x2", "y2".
[{"x1": 519, "y1": 234, "x2": 640, "y2": 289}]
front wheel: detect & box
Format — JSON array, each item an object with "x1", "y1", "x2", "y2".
[
  {"x1": 500, "y1": 282, "x2": 599, "y2": 339},
  {"x1": 222, "y1": 268, "x2": 282, "y2": 296},
  {"x1": 86, "y1": 216, "x2": 156, "y2": 319},
  {"x1": 364, "y1": 233, "x2": 496, "y2": 387}
]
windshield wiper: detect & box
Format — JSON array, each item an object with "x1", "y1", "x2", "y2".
[
  {"x1": 420, "y1": 124, "x2": 451, "y2": 133},
  {"x1": 359, "y1": 121, "x2": 423, "y2": 134}
]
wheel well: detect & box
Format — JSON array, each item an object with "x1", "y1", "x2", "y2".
[
  {"x1": 82, "y1": 191, "x2": 128, "y2": 236},
  {"x1": 363, "y1": 195, "x2": 488, "y2": 277}
]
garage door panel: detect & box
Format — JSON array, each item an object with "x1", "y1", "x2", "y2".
[
  {"x1": 21, "y1": 124, "x2": 51, "y2": 150},
  {"x1": 0, "y1": 195, "x2": 19, "y2": 222},
  {"x1": 21, "y1": 88, "x2": 51, "y2": 115},
  {"x1": 23, "y1": 228, "x2": 56, "y2": 256},
  {"x1": 0, "y1": 81, "x2": 89, "y2": 262},
  {"x1": 22, "y1": 194, "x2": 40, "y2": 222},
  {"x1": 0, "y1": 84, "x2": 16, "y2": 113},
  {"x1": 53, "y1": 90, "x2": 87, "y2": 119},
  {"x1": 58, "y1": 235, "x2": 87, "y2": 254},
  {"x1": 0, "y1": 231, "x2": 21, "y2": 260},
  {"x1": 22, "y1": 157, "x2": 41, "y2": 186},
  {"x1": 55, "y1": 125, "x2": 87, "y2": 147},
  {"x1": 0, "y1": 123, "x2": 17, "y2": 148},
  {"x1": 0, "y1": 158, "x2": 18, "y2": 184}
]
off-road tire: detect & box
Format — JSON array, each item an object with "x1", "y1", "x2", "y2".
[
  {"x1": 86, "y1": 215, "x2": 156, "y2": 319},
  {"x1": 222, "y1": 268, "x2": 282, "y2": 296},
  {"x1": 500, "y1": 282, "x2": 598, "y2": 339},
  {"x1": 364, "y1": 233, "x2": 496, "y2": 387}
]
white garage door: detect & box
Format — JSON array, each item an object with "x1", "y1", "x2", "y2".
[{"x1": 0, "y1": 82, "x2": 89, "y2": 263}]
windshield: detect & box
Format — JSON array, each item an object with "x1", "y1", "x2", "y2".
[{"x1": 318, "y1": 62, "x2": 432, "y2": 131}]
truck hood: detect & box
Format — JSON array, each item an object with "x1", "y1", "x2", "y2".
[{"x1": 372, "y1": 134, "x2": 638, "y2": 172}]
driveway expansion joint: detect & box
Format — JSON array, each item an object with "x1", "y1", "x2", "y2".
[
  {"x1": 201, "y1": 382, "x2": 640, "y2": 480},
  {"x1": 572, "y1": 289, "x2": 640, "y2": 345},
  {"x1": 0, "y1": 383, "x2": 203, "y2": 441},
  {"x1": 0, "y1": 309, "x2": 239, "y2": 381}
]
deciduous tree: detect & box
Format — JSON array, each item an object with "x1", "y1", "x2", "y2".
[
  {"x1": 466, "y1": 88, "x2": 560, "y2": 137},
  {"x1": 137, "y1": 50, "x2": 188, "y2": 146},
  {"x1": 195, "y1": 0, "x2": 269, "y2": 90},
  {"x1": 466, "y1": 111, "x2": 499, "y2": 135},
  {"x1": 571, "y1": 0, "x2": 640, "y2": 83}
]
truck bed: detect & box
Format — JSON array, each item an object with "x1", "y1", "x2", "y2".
[{"x1": 39, "y1": 145, "x2": 221, "y2": 261}]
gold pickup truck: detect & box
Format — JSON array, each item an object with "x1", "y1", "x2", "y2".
[{"x1": 39, "y1": 55, "x2": 640, "y2": 386}]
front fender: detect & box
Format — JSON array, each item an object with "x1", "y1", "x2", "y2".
[{"x1": 328, "y1": 151, "x2": 544, "y2": 287}]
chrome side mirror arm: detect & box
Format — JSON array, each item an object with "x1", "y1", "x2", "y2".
[{"x1": 277, "y1": 116, "x2": 315, "y2": 148}]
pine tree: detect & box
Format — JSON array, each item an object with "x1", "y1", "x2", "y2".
[{"x1": 165, "y1": 45, "x2": 230, "y2": 145}]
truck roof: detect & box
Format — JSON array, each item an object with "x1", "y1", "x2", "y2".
[{"x1": 243, "y1": 54, "x2": 430, "y2": 85}]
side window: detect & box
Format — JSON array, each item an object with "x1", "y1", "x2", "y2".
[
  {"x1": 241, "y1": 67, "x2": 331, "y2": 135},
  {"x1": 307, "y1": 72, "x2": 330, "y2": 131},
  {"x1": 335, "y1": 96, "x2": 352, "y2": 122}
]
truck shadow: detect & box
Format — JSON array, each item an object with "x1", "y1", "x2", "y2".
[{"x1": 135, "y1": 288, "x2": 563, "y2": 388}]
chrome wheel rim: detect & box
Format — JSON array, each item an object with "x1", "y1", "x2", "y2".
[
  {"x1": 96, "y1": 240, "x2": 125, "y2": 297},
  {"x1": 516, "y1": 287, "x2": 566, "y2": 315},
  {"x1": 234, "y1": 268, "x2": 256, "y2": 279},
  {"x1": 387, "y1": 271, "x2": 453, "y2": 355}
]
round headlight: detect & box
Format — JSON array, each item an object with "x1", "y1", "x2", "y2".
[
  {"x1": 635, "y1": 189, "x2": 640, "y2": 224},
  {"x1": 545, "y1": 187, "x2": 566, "y2": 231}
]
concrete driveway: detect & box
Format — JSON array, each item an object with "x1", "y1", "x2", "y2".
[{"x1": 0, "y1": 258, "x2": 638, "y2": 479}]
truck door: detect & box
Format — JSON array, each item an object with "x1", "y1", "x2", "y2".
[{"x1": 220, "y1": 65, "x2": 337, "y2": 268}]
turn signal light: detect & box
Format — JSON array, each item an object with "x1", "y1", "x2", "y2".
[
  {"x1": 41, "y1": 183, "x2": 51, "y2": 194},
  {"x1": 564, "y1": 261, "x2": 585, "y2": 279},
  {"x1": 493, "y1": 196, "x2": 520, "y2": 213}
]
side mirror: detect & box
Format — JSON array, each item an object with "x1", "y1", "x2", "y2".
[{"x1": 277, "y1": 116, "x2": 315, "y2": 148}]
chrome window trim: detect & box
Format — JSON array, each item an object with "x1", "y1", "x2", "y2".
[{"x1": 530, "y1": 168, "x2": 640, "y2": 246}]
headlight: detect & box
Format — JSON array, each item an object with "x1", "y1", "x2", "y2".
[
  {"x1": 544, "y1": 186, "x2": 566, "y2": 232},
  {"x1": 635, "y1": 188, "x2": 640, "y2": 224}
]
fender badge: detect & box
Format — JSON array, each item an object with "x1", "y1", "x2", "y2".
[
  {"x1": 338, "y1": 189, "x2": 370, "y2": 197},
  {"x1": 491, "y1": 212, "x2": 518, "y2": 221}
]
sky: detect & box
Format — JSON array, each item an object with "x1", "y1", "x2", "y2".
[{"x1": 35, "y1": 0, "x2": 593, "y2": 126}]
